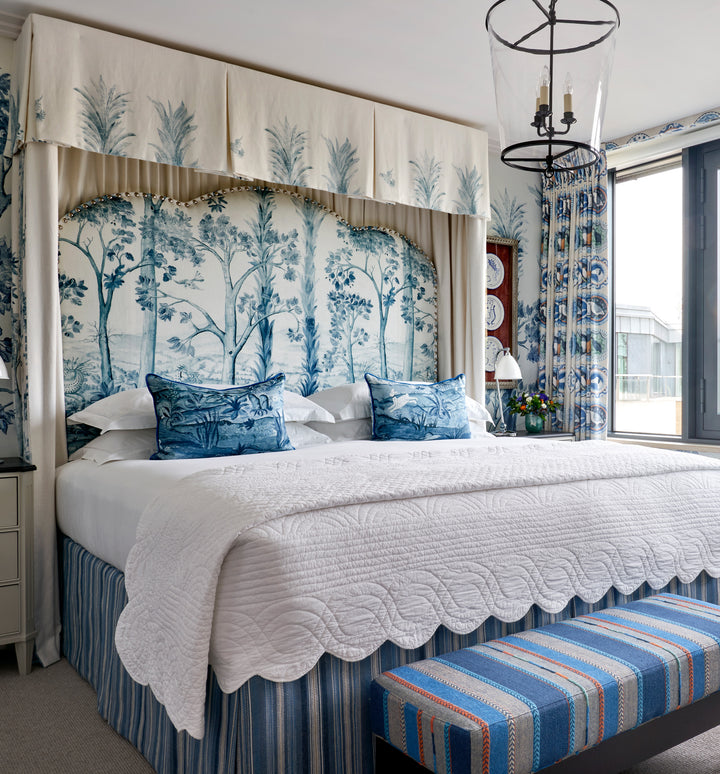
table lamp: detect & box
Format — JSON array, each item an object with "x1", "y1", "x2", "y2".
[{"x1": 494, "y1": 348, "x2": 522, "y2": 435}]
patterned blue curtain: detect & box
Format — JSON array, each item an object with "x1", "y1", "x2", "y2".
[{"x1": 539, "y1": 152, "x2": 609, "y2": 439}]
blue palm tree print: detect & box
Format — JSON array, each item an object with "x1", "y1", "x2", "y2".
[
  {"x1": 490, "y1": 189, "x2": 528, "y2": 263},
  {"x1": 409, "y1": 152, "x2": 445, "y2": 210},
  {"x1": 323, "y1": 137, "x2": 359, "y2": 195},
  {"x1": 266, "y1": 118, "x2": 312, "y2": 186},
  {"x1": 149, "y1": 99, "x2": 198, "y2": 167},
  {"x1": 74, "y1": 75, "x2": 135, "y2": 156},
  {"x1": 453, "y1": 165, "x2": 484, "y2": 215}
]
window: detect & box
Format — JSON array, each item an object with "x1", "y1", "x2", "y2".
[
  {"x1": 612, "y1": 138, "x2": 720, "y2": 442},
  {"x1": 612, "y1": 158, "x2": 683, "y2": 436}
]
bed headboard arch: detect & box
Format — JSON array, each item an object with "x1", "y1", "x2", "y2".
[{"x1": 58, "y1": 186, "x2": 438, "y2": 445}]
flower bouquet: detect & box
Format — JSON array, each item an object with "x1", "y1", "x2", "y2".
[{"x1": 507, "y1": 391, "x2": 558, "y2": 434}]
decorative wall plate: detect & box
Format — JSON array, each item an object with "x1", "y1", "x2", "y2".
[
  {"x1": 485, "y1": 295, "x2": 505, "y2": 331},
  {"x1": 485, "y1": 336, "x2": 503, "y2": 372},
  {"x1": 486, "y1": 251, "x2": 505, "y2": 290}
]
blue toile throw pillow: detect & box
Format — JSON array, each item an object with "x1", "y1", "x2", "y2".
[
  {"x1": 364, "y1": 373, "x2": 471, "y2": 441},
  {"x1": 146, "y1": 373, "x2": 294, "y2": 460}
]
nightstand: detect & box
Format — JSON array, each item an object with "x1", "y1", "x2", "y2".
[
  {"x1": 0, "y1": 458, "x2": 36, "y2": 674},
  {"x1": 495, "y1": 430, "x2": 575, "y2": 441},
  {"x1": 514, "y1": 431, "x2": 575, "y2": 441}
]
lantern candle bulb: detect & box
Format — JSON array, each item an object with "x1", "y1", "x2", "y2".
[
  {"x1": 540, "y1": 65, "x2": 550, "y2": 106},
  {"x1": 563, "y1": 73, "x2": 573, "y2": 113}
]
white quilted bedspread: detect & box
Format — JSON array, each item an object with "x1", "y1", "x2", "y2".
[{"x1": 114, "y1": 439, "x2": 720, "y2": 738}]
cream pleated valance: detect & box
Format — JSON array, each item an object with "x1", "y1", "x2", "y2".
[{"x1": 6, "y1": 14, "x2": 490, "y2": 218}]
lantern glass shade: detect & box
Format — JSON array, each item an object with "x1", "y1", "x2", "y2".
[{"x1": 486, "y1": 0, "x2": 619, "y2": 175}]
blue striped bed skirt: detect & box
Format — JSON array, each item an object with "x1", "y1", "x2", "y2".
[{"x1": 61, "y1": 536, "x2": 720, "y2": 774}]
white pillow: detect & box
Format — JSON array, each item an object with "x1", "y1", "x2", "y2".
[
  {"x1": 306, "y1": 418, "x2": 372, "y2": 442},
  {"x1": 70, "y1": 423, "x2": 331, "y2": 464},
  {"x1": 283, "y1": 390, "x2": 335, "y2": 423},
  {"x1": 307, "y1": 381, "x2": 494, "y2": 424},
  {"x1": 469, "y1": 419, "x2": 491, "y2": 438},
  {"x1": 68, "y1": 388, "x2": 155, "y2": 432},
  {"x1": 68, "y1": 384, "x2": 335, "y2": 433},
  {"x1": 69, "y1": 429, "x2": 157, "y2": 464},
  {"x1": 306, "y1": 382, "x2": 370, "y2": 421},
  {"x1": 286, "y1": 422, "x2": 332, "y2": 448},
  {"x1": 465, "y1": 395, "x2": 494, "y2": 424}
]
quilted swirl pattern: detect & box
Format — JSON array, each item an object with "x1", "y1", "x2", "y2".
[{"x1": 114, "y1": 439, "x2": 720, "y2": 738}]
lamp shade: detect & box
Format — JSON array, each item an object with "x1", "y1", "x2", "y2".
[
  {"x1": 486, "y1": 0, "x2": 619, "y2": 175},
  {"x1": 494, "y1": 349, "x2": 522, "y2": 380}
]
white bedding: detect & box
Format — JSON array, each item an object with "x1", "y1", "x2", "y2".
[
  {"x1": 56, "y1": 455, "x2": 238, "y2": 570},
  {"x1": 56, "y1": 436, "x2": 513, "y2": 570},
  {"x1": 104, "y1": 438, "x2": 720, "y2": 738}
]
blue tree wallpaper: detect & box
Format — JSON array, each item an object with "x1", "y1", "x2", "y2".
[
  {"x1": 0, "y1": 49, "x2": 17, "y2": 454},
  {"x1": 58, "y1": 187, "x2": 438, "y2": 439},
  {"x1": 486, "y1": 154, "x2": 543, "y2": 426}
]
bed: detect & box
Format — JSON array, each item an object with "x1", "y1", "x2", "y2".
[{"x1": 55, "y1": 187, "x2": 720, "y2": 774}]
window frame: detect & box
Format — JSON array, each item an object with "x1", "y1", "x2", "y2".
[{"x1": 683, "y1": 139, "x2": 720, "y2": 442}]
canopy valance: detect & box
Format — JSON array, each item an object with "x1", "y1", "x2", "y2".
[{"x1": 6, "y1": 14, "x2": 490, "y2": 218}]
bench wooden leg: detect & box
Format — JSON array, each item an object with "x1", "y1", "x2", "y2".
[
  {"x1": 541, "y1": 691, "x2": 720, "y2": 773},
  {"x1": 374, "y1": 736, "x2": 428, "y2": 773}
]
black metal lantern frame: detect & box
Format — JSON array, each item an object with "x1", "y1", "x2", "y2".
[{"x1": 486, "y1": 0, "x2": 620, "y2": 177}]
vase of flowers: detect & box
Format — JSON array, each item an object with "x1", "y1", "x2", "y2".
[{"x1": 507, "y1": 391, "x2": 558, "y2": 434}]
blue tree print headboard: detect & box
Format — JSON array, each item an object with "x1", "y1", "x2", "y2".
[{"x1": 58, "y1": 187, "x2": 437, "y2": 449}]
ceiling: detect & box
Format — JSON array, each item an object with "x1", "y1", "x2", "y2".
[{"x1": 0, "y1": 0, "x2": 717, "y2": 145}]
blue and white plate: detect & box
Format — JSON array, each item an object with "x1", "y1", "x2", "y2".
[
  {"x1": 486, "y1": 295, "x2": 505, "y2": 331},
  {"x1": 485, "y1": 336, "x2": 503, "y2": 372},
  {"x1": 486, "y1": 251, "x2": 505, "y2": 290}
]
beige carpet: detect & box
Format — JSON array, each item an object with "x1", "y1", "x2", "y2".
[
  {"x1": 2, "y1": 644, "x2": 720, "y2": 774},
  {"x1": 620, "y1": 725, "x2": 720, "y2": 774},
  {"x1": 0, "y1": 645, "x2": 153, "y2": 773}
]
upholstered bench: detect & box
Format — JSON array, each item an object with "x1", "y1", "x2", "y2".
[{"x1": 371, "y1": 594, "x2": 720, "y2": 774}]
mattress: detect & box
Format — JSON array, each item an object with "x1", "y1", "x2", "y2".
[{"x1": 56, "y1": 455, "x2": 226, "y2": 570}]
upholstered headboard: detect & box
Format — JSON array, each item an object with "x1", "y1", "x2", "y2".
[{"x1": 58, "y1": 186, "x2": 438, "y2": 448}]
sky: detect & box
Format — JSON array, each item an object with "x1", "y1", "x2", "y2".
[{"x1": 614, "y1": 165, "x2": 683, "y2": 328}]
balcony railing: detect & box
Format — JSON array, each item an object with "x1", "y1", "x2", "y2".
[{"x1": 616, "y1": 374, "x2": 681, "y2": 400}]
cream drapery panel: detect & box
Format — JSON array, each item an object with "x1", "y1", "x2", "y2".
[
  {"x1": 8, "y1": 14, "x2": 490, "y2": 219},
  {"x1": 19, "y1": 147, "x2": 485, "y2": 665},
  {"x1": 12, "y1": 143, "x2": 65, "y2": 665}
]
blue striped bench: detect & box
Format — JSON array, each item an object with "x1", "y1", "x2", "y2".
[{"x1": 371, "y1": 593, "x2": 720, "y2": 774}]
